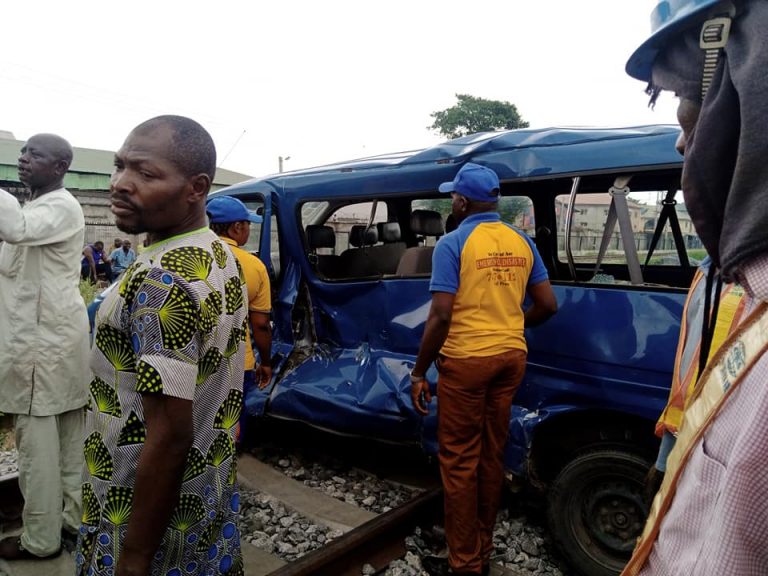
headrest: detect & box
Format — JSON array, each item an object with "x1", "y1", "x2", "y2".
[
  {"x1": 410, "y1": 210, "x2": 445, "y2": 237},
  {"x1": 306, "y1": 225, "x2": 336, "y2": 250},
  {"x1": 377, "y1": 222, "x2": 402, "y2": 243},
  {"x1": 349, "y1": 225, "x2": 378, "y2": 248}
]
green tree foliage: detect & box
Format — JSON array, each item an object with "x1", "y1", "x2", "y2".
[
  {"x1": 497, "y1": 197, "x2": 530, "y2": 226},
  {"x1": 429, "y1": 94, "x2": 529, "y2": 139}
]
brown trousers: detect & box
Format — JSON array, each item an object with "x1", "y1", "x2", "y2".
[{"x1": 437, "y1": 349, "x2": 527, "y2": 574}]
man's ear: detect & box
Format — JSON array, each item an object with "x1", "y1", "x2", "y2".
[
  {"x1": 234, "y1": 221, "x2": 248, "y2": 234},
  {"x1": 188, "y1": 173, "x2": 212, "y2": 203},
  {"x1": 55, "y1": 160, "x2": 70, "y2": 178}
]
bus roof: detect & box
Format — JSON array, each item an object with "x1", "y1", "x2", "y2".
[{"x1": 217, "y1": 125, "x2": 683, "y2": 199}]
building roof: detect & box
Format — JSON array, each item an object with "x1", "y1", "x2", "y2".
[{"x1": 0, "y1": 135, "x2": 250, "y2": 189}]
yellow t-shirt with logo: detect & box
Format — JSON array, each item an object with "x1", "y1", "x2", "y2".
[
  {"x1": 220, "y1": 236, "x2": 271, "y2": 370},
  {"x1": 429, "y1": 212, "x2": 548, "y2": 358}
]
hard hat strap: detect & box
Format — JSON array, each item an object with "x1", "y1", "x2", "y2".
[{"x1": 699, "y1": 8, "x2": 734, "y2": 101}]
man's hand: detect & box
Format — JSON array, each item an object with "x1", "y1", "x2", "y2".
[
  {"x1": 644, "y1": 465, "x2": 664, "y2": 506},
  {"x1": 255, "y1": 364, "x2": 272, "y2": 389},
  {"x1": 410, "y1": 375, "x2": 432, "y2": 416},
  {"x1": 116, "y1": 556, "x2": 149, "y2": 576}
]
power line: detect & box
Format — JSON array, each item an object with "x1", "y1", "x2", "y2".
[{"x1": 219, "y1": 130, "x2": 246, "y2": 167}]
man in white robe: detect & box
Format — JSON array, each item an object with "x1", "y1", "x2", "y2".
[{"x1": 0, "y1": 133, "x2": 89, "y2": 560}]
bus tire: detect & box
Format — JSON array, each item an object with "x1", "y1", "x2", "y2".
[{"x1": 546, "y1": 447, "x2": 651, "y2": 576}]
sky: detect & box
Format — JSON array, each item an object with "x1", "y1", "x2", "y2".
[{"x1": 1, "y1": 1, "x2": 678, "y2": 179}]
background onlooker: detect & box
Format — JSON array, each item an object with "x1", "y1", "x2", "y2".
[
  {"x1": 0, "y1": 133, "x2": 89, "y2": 560},
  {"x1": 81, "y1": 240, "x2": 113, "y2": 283},
  {"x1": 108, "y1": 238, "x2": 136, "y2": 277},
  {"x1": 207, "y1": 195, "x2": 273, "y2": 444}
]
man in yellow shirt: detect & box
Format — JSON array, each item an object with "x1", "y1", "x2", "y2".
[
  {"x1": 411, "y1": 163, "x2": 557, "y2": 576},
  {"x1": 207, "y1": 196, "x2": 272, "y2": 442}
]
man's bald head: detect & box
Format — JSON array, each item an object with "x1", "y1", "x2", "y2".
[
  {"x1": 18, "y1": 133, "x2": 74, "y2": 195},
  {"x1": 27, "y1": 134, "x2": 73, "y2": 167},
  {"x1": 130, "y1": 115, "x2": 216, "y2": 182}
]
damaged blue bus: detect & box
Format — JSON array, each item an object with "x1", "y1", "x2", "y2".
[{"x1": 211, "y1": 126, "x2": 693, "y2": 575}]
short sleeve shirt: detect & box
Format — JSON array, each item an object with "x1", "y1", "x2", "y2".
[
  {"x1": 108, "y1": 247, "x2": 137, "y2": 272},
  {"x1": 79, "y1": 228, "x2": 247, "y2": 576},
  {"x1": 220, "y1": 237, "x2": 271, "y2": 370},
  {"x1": 83, "y1": 245, "x2": 106, "y2": 266},
  {"x1": 430, "y1": 212, "x2": 548, "y2": 357}
]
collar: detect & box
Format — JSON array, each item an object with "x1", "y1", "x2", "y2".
[
  {"x1": 737, "y1": 253, "x2": 768, "y2": 303},
  {"x1": 459, "y1": 212, "x2": 500, "y2": 227},
  {"x1": 143, "y1": 226, "x2": 210, "y2": 253},
  {"x1": 219, "y1": 236, "x2": 238, "y2": 247}
]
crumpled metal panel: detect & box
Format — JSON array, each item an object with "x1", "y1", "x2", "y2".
[
  {"x1": 504, "y1": 405, "x2": 546, "y2": 476},
  {"x1": 267, "y1": 343, "x2": 425, "y2": 443}
]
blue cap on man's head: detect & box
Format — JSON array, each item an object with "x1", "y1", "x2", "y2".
[
  {"x1": 206, "y1": 196, "x2": 263, "y2": 224},
  {"x1": 438, "y1": 162, "x2": 500, "y2": 203}
]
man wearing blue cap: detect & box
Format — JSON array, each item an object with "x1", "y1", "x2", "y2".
[
  {"x1": 623, "y1": 2, "x2": 768, "y2": 575},
  {"x1": 207, "y1": 195, "x2": 273, "y2": 442},
  {"x1": 412, "y1": 163, "x2": 557, "y2": 576}
]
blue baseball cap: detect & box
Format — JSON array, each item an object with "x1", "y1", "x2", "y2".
[
  {"x1": 438, "y1": 162, "x2": 500, "y2": 203},
  {"x1": 206, "y1": 196, "x2": 263, "y2": 224}
]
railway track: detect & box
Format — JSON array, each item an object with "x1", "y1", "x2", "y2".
[
  {"x1": 0, "y1": 430, "x2": 571, "y2": 576},
  {"x1": 268, "y1": 486, "x2": 443, "y2": 576},
  {"x1": 0, "y1": 454, "x2": 443, "y2": 576}
]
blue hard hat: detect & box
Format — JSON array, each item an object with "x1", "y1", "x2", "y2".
[{"x1": 626, "y1": 0, "x2": 725, "y2": 82}]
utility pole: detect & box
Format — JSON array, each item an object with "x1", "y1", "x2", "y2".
[{"x1": 278, "y1": 155, "x2": 291, "y2": 173}]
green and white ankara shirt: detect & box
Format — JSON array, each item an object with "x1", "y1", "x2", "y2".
[{"x1": 78, "y1": 227, "x2": 247, "y2": 576}]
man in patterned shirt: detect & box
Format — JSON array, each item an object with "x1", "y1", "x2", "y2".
[{"x1": 77, "y1": 116, "x2": 247, "y2": 576}]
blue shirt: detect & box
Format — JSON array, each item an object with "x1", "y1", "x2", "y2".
[{"x1": 108, "y1": 247, "x2": 136, "y2": 272}]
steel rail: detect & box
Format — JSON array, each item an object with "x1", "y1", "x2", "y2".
[{"x1": 267, "y1": 486, "x2": 443, "y2": 576}]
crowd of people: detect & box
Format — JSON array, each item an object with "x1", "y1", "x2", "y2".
[
  {"x1": 0, "y1": 2, "x2": 766, "y2": 574},
  {"x1": 80, "y1": 237, "x2": 138, "y2": 284}
]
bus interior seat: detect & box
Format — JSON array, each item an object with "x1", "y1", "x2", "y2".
[
  {"x1": 306, "y1": 224, "x2": 341, "y2": 278},
  {"x1": 396, "y1": 210, "x2": 444, "y2": 276},
  {"x1": 339, "y1": 225, "x2": 380, "y2": 277},
  {"x1": 366, "y1": 222, "x2": 407, "y2": 274}
]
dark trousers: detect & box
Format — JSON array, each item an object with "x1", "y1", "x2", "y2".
[
  {"x1": 81, "y1": 262, "x2": 113, "y2": 283},
  {"x1": 237, "y1": 370, "x2": 255, "y2": 445},
  {"x1": 436, "y1": 349, "x2": 527, "y2": 574}
]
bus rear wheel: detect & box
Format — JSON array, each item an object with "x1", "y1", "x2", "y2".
[{"x1": 547, "y1": 447, "x2": 650, "y2": 576}]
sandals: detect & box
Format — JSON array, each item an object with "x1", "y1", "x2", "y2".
[{"x1": 0, "y1": 536, "x2": 62, "y2": 560}]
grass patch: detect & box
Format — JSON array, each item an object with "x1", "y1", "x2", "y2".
[{"x1": 79, "y1": 279, "x2": 99, "y2": 305}]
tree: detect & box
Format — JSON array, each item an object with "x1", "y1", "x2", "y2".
[{"x1": 428, "y1": 94, "x2": 529, "y2": 139}]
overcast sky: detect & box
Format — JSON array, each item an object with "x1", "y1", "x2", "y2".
[{"x1": 1, "y1": 1, "x2": 676, "y2": 178}]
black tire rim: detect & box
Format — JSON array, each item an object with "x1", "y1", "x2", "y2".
[{"x1": 581, "y1": 478, "x2": 646, "y2": 555}]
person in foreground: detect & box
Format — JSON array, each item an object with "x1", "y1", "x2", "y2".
[
  {"x1": 78, "y1": 115, "x2": 247, "y2": 576},
  {"x1": 622, "y1": 1, "x2": 768, "y2": 574},
  {"x1": 644, "y1": 255, "x2": 745, "y2": 502},
  {"x1": 207, "y1": 195, "x2": 273, "y2": 443},
  {"x1": 0, "y1": 134, "x2": 89, "y2": 560},
  {"x1": 411, "y1": 163, "x2": 557, "y2": 576}
]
